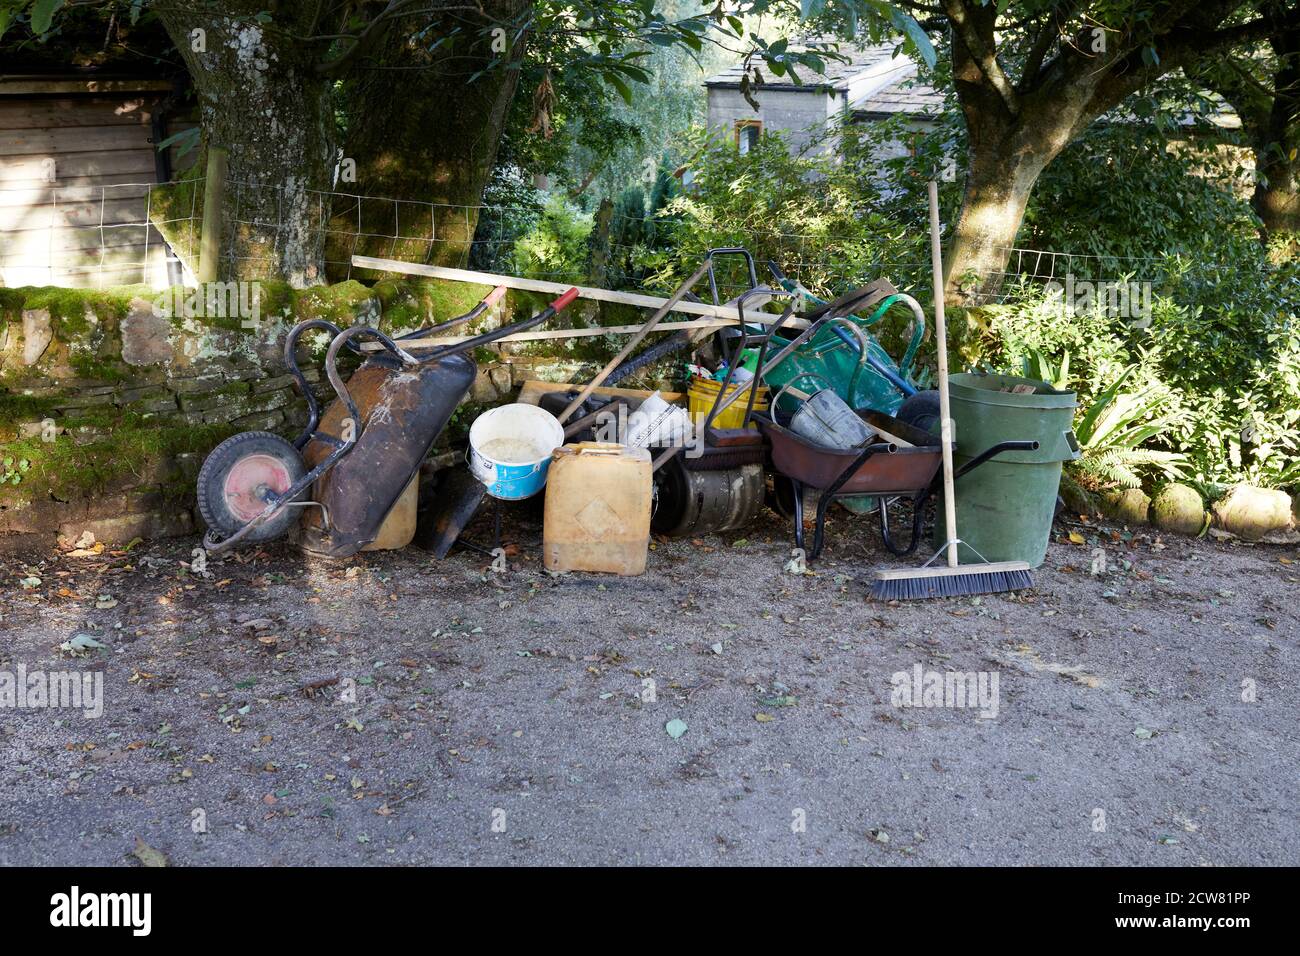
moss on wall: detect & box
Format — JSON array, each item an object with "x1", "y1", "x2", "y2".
[
  {"x1": 1, "y1": 273, "x2": 692, "y2": 542},
  {"x1": 0, "y1": 410, "x2": 236, "y2": 506}
]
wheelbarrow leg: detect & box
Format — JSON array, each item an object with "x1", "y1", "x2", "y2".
[
  {"x1": 811, "y1": 491, "x2": 834, "y2": 560},
  {"x1": 879, "y1": 492, "x2": 927, "y2": 557},
  {"x1": 808, "y1": 442, "x2": 894, "y2": 561}
]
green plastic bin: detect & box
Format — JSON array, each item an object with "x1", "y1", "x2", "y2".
[{"x1": 933, "y1": 372, "x2": 1081, "y2": 568}]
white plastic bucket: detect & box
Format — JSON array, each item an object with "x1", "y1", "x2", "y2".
[{"x1": 467, "y1": 403, "x2": 565, "y2": 500}]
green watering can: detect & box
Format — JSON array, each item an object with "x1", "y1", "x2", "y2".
[{"x1": 764, "y1": 268, "x2": 929, "y2": 418}]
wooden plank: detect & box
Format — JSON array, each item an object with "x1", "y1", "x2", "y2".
[
  {"x1": 0, "y1": 184, "x2": 151, "y2": 205},
  {"x1": 349, "y1": 255, "x2": 798, "y2": 326},
  {"x1": 0, "y1": 78, "x2": 173, "y2": 96},
  {"x1": 1, "y1": 223, "x2": 161, "y2": 254},
  {"x1": 0, "y1": 124, "x2": 154, "y2": 157},
  {"x1": 0, "y1": 194, "x2": 150, "y2": 230},
  {"x1": 0, "y1": 151, "x2": 156, "y2": 184},
  {"x1": 365, "y1": 315, "x2": 773, "y2": 349},
  {"x1": 516, "y1": 380, "x2": 684, "y2": 406},
  {"x1": 0, "y1": 245, "x2": 162, "y2": 270},
  {"x1": 0, "y1": 96, "x2": 160, "y2": 129},
  {"x1": 0, "y1": 170, "x2": 161, "y2": 190}
]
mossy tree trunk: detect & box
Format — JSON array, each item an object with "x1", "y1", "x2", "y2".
[
  {"x1": 155, "y1": 2, "x2": 336, "y2": 286},
  {"x1": 336, "y1": 0, "x2": 528, "y2": 280},
  {"x1": 1252, "y1": 25, "x2": 1300, "y2": 258},
  {"x1": 1196, "y1": 6, "x2": 1300, "y2": 261}
]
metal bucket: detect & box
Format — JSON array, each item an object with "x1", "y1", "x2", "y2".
[
  {"x1": 783, "y1": 386, "x2": 875, "y2": 449},
  {"x1": 468, "y1": 403, "x2": 566, "y2": 500}
]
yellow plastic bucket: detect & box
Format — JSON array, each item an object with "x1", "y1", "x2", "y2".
[{"x1": 687, "y1": 377, "x2": 769, "y2": 430}]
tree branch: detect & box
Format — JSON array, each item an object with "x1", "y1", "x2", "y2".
[
  {"x1": 1087, "y1": 13, "x2": 1299, "y2": 120},
  {"x1": 314, "y1": 0, "x2": 455, "y2": 76},
  {"x1": 941, "y1": 0, "x2": 1019, "y2": 114}
]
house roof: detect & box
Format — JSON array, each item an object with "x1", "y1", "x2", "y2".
[
  {"x1": 705, "y1": 42, "x2": 943, "y2": 117},
  {"x1": 708, "y1": 43, "x2": 1241, "y2": 129},
  {"x1": 851, "y1": 72, "x2": 945, "y2": 119}
]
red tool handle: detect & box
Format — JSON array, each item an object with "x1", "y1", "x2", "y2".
[
  {"x1": 550, "y1": 287, "x2": 580, "y2": 312},
  {"x1": 483, "y1": 285, "x2": 508, "y2": 308}
]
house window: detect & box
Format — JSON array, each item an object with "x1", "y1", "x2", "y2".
[{"x1": 735, "y1": 120, "x2": 762, "y2": 154}]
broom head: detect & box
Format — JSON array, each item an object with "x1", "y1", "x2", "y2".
[{"x1": 871, "y1": 560, "x2": 1033, "y2": 600}]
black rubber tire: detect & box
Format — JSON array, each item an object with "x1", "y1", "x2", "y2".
[
  {"x1": 897, "y1": 389, "x2": 941, "y2": 435},
  {"x1": 197, "y1": 431, "x2": 306, "y2": 543},
  {"x1": 767, "y1": 473, "x2": 799, "y2": 520}
]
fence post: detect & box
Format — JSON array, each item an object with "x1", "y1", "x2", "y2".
[{"x1": 198, "y1": 146, "x2": 227, "y2": 283}]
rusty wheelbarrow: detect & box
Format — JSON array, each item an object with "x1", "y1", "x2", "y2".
[
  {"x1": 196, "y1": 285, "x2": 580, "y2": 556},
  {"x1": 756, "y1": 407, "x2": 1038, "y2": 560}
]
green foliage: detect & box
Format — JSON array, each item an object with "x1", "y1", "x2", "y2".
[
  {"x1": 510, "y1": 194, "x2": 594, "y2": 281},
  {"x1": 1022, "y1": 122, "x2": 1261, "y2": 265},
  {"x1": 977, "y1": 257, "x2": 1300, "y2": 490},
  {"x1": 637, "y1": 126, "x2": 921, "y2": 299},
  {"x1": 1070, "y1": 366, "x2": 1187, "y2": 489}
]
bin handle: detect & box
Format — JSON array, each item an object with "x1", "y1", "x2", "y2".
[
  {"x1": 1064, "y1": 429, "x2": 1082, "y2": 461},
  {"x1": 951, "y1": 440, "x2": 1040, "y2": 481}
]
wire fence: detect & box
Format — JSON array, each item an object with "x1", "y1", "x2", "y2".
[{"x1": 0, "y1": 175, "x2": 1160, "y2": 307}]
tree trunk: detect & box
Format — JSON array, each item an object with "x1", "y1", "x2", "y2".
[
  {"x1": 944, "y1": 24, "x2": 1061, "y2": 305},
  {"x1": 1253, "y1": 27, "x2": 1300, "y2": 260},
  {"x1": 336, "y1": 1, "x2": 527, "y2": 280},
  {"x1": 157, "y1": 4, "x2": 336, "y2": 285},
  {"x1": 944, "y1": 142, "x2": 1049, "y2": 303}
]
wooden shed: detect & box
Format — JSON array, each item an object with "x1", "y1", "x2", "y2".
[{"x1": 0, "y1": 74, "x2": 196, "y2": 289}]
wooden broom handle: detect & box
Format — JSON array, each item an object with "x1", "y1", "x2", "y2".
[
  {"x1": 928, "y1": 180, "x2": 959, "y2": 569},
  {"x1": 556, "y1": 259, "x2": 713, "y2": 425}
]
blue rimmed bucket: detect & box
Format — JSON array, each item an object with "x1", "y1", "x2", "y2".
[{"x1": 467, "y1": 403, "x2": 566, "y2": 500}]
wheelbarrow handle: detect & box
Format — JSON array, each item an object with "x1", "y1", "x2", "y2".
[
  {"x1": 702, "y1": 294, "x2": 803, "y2": 431},
  {"x1": 284, "y1": 319, "x2": 345, "y2": 450},
  {"x1": 704, "y1": 248, "x2": 758, "y2": 304},
  {"x1": 416, "y1": 286, "x2": 581, "y2": 364},
  {"x1": 823, "y1": 441, "x2": 897, "y2": 499},
  {"x1": 398, "y1": 284, "x2": 509, "y2": 343},
  {"x1": 953, "y1": 439, "x2": 1040, "y2": 481}
]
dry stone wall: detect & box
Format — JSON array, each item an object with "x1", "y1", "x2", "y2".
[{"x1": 0, "y1": 279, "x2": 669, "y2": 553}]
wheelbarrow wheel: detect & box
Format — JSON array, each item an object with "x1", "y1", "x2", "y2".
[
  {"x1": 897, "y1": 389, "x2": 940, "y2": 434},
  {"x1": 768, "y1": 473, "x2": 799, "y2": 520},
  {"x1": 197, "y1": 431, "x2": 306, "y2": 544}
]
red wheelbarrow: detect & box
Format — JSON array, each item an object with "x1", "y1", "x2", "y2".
[{"x1": 756, "y1": 407, "x2": 1038, "y2": 560}]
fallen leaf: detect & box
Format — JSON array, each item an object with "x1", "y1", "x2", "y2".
[
  {"x1": 61, "y1": 633, "x2": 105, "y2": 655},
  {"x1": 132, "y1": 837, "x2": 168, "y2": 868}
]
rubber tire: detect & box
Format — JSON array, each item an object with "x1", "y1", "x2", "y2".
[
  {"x1": 197, "y1": 431, "x2": 306, "y2": 543},
  {"x1": 897, "y1": 389, "x2": 941, "y2": 435},
  {"x1": 767, "y1": 473, "x2": 799, "y2": 520}
]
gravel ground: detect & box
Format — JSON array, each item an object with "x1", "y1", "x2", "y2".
[{"x1": 1, "y1": 503, "x2": 1297, "y2": 867}]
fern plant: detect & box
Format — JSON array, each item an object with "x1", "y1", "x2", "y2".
[{"x1": 1070, "y1": 365, "x2": 1186, "y2": 489}]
